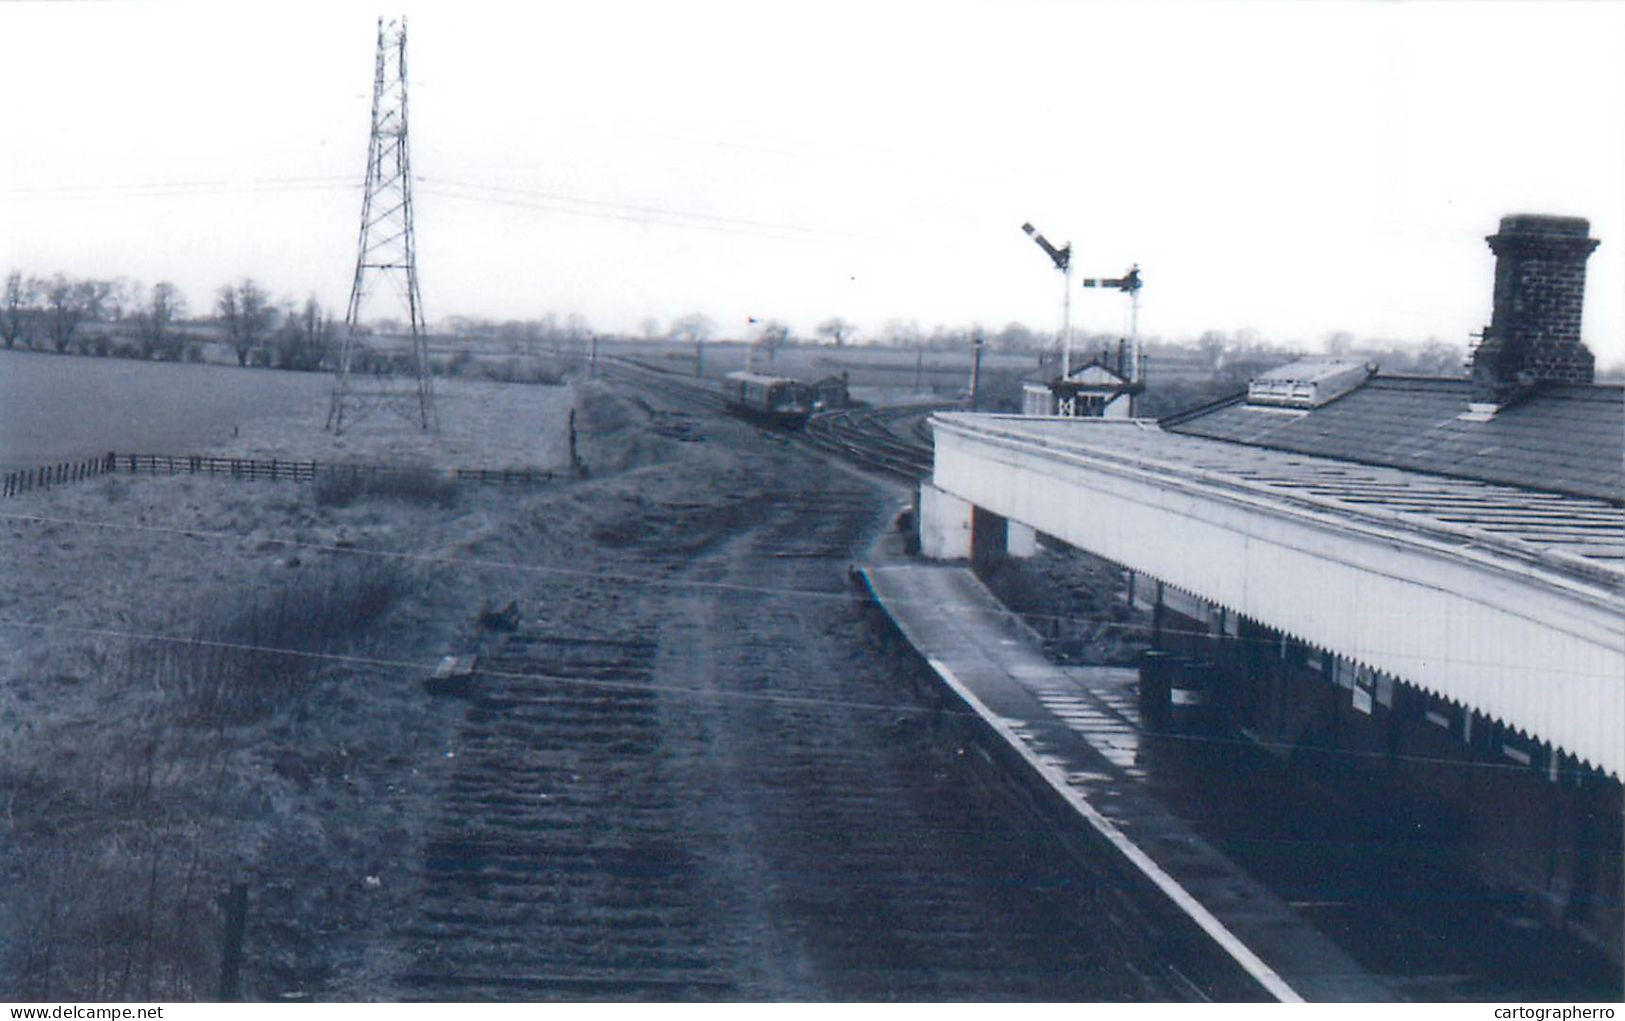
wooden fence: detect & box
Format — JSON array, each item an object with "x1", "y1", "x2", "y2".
[
  {"x1": 2, "y1": 453, "x2": 116, "y2": 497},
  {"x1": 3, "y1": 451, "x2": 555, "y2": 499}
]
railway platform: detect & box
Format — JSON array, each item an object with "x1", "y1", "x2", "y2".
[{"x1": 857, "y1": 556, "x2": 1403, "y2": 1003}]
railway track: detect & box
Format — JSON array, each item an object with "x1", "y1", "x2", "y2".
[
  {"x1": 599, "y1": 356, "x2": 941, "y2": 482},
  {"x1": 803, "y1": 405, "x2": 938, "y2": 482}
]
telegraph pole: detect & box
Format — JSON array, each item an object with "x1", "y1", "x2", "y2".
[
  {"x1": 969, "y1": 330, "x2": 985, "y2": 411},
  {"x1": 1021, "y1": 223, "x2": 1074, "y2": 378},
  {"x1": 327, "y1": 17, "x2": 436, "y2": 434}
]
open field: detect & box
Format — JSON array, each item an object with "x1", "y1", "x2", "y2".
[
  {"x1": 0, "y1": 351, "x2": 330, "y2": 472},
  {"x1": 0, "y1": 350, "x2": 574, "y2": 473}
]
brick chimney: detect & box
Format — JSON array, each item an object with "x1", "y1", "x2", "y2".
[{"x1": 1469, "y1": 214, "x2": 1600, "y2": 409}]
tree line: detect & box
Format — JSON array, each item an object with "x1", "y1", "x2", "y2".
[
  {"x1": 4, "y1": 269, "x2": 1472, "y2": 391},
  {"x1": 1, "y1": 272, "x2": 333, "y2": 371}
]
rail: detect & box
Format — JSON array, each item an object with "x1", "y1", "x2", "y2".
[{"x1": 803, "y1": 406, "x2": 938, "y2": 482}]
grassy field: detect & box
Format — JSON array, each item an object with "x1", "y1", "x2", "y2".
[
  {"x1": 0, "y1": 351, "x2": 330, "y2": 472},
  {"x1": 0, "y1": 377, "x2": 581, "y2": 998},
  {"x1": 0, "y1": 350, "x2": 575, "y2": 473}
]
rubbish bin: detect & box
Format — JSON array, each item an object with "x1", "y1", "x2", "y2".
[{"x1": 1138, "y1": 650, "x2": 1179, "y2": 731}]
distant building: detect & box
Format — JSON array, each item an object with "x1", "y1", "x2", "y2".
[{"x1": 1021, "y1": 345, "x2": 1143, "y2": 417}]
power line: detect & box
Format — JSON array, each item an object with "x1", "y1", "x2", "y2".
[
  {"x1": 416, "y1": 176, "x2": 887, "y2": 248},
  {"x1": 0, "y1": 176, "x2": 358, "y2": 201},
  {"x1": 0, "y1": 613, "x2": 1564, "y2": 777},
  {"x1": 1, "y1": 507, "x2": 1612, "y2": 680},
  {"x1": 0, "y1": 169, "x2": 886, "y2": 247},
  {"x1": 0, "y1": 615, "x2": 962, "y2": 721}
]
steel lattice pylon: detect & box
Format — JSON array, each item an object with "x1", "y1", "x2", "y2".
[{"x1": 327, "y1": 16, "x2": 437, "y2": 434}]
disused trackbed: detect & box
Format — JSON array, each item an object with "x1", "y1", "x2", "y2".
[
  {"x1": 399, "y1": 634, "x2": 735, "y2": 1001},
  {"x1": 392, "y1": 372, "x2": 1195, "y2": 1001}
]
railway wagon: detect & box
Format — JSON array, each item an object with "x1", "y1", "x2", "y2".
[{"x1": 720, "y1": 371, "x2": 813, "y2": 428}]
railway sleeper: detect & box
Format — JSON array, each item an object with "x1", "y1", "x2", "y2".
[{"x1": 398, "y1": 972, "x2": 734, "y2": 996}]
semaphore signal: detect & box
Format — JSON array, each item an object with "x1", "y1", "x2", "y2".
[
  {"x1": 1021, "y1": 222, "x2": 1076, "y2": 378},
  {"x1": 1081, "y1": 263, "x2": 1143, "y2": 384}
]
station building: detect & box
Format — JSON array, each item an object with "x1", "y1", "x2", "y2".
[{"x1": 920, "y1": 215, "x2": 1624, "y2": 962}]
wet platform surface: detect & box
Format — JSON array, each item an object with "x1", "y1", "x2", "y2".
[
  {"x1": 860, "y1": 557, "x2": 1624, "y2": 1003},
  {"x1": 861, "y1": 560, "x2": 1393, "y2": 1002}
]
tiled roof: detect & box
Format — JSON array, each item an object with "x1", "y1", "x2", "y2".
[
  {"x1": 1162, "y1": 376, "x2": 1624, "y2": 503},
  {"x1": 944, "y1": 415, "x2": 1625, "y2": 580}
]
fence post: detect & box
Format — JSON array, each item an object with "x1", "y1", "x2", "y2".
[{"x1": 217, "y1": 882, "x2": 248, "y2": 1001}]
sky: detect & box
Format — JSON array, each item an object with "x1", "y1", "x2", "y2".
[{"x1": 2, "y1": 0, "x2": 1622, "y2": 363}]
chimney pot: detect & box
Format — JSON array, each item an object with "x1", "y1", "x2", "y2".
[{"x1": 1470, "y1": 214, "x2": 1598, "y2": 406}]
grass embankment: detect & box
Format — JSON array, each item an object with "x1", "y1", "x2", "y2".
[{"x1": 0, "y1": 378, "x2": 595, "y2": 999}]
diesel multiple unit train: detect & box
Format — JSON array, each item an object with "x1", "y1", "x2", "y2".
[{"x1": 719, "y1": 371, "x2": 815, "y2": 427}]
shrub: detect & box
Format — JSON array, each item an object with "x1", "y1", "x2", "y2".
[
  {"x1": 313, "y1": 466, "x2": 458, "y2": 509},
  {"x1": 153, "y1": 558, "x2": 409, "y2": 726}
]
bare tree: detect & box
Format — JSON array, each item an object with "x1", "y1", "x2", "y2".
[
  {"x1": 2, "y1": 272, "x2": 37, "y2": 350},
  {"x1": 74, "y1": 279, "x2": 118, "y2": 354},
  {"x1": 271, "y1": 296, "x2": 329, "y2": 371},
  {"x1": 880, "y1": 319, "x2": 922, "y2": 349},
  {"x1": 639, "y1": 317, "x2": 662, "y2": 340},
  {"x1": 816, "y1": 316, "x2": 855, "y2": 347},
  {"x1": 668, "y1": 312, "x2": 714, "y2": 344},
  {"x1": 136, "y1": 282, "x2": 188, "y2": 360},
  {"x1": 562, "y1": 312, "x2": 592, "y2": 359},
  {"x1": 1323, "y1": 330, "x2": 1355, "y2": 358},
  {"x1": 42, "y1": 274, "x2": 87, "y2": 353},
  {"x1": 105, "y1": 277, "x2": 141, "y2": 322},
  {"x1": 215, "y1": 284, "x2": 238, "y2": 358},
  {"x1": 1412, "y1": 338, "x2": 1465, "y2": 377},
  {"x1": 1196, "y1": 329, "x2": 1229, "y2": 371},
  {"x1": 995, "y1": 321, "x2": 1038, "y2": 353},
  {"x1": 74, "y1": 278, "x2": 114, "y2": 321},
  {"x1": 754, "y1": 318, "x2": 790, "y2": 363},
  {"x1": 218, "y1": 278, "x2": 274, "y2": 366}
]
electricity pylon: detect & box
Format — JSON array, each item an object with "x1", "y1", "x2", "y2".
[{"x1": 327, "y1": 16, "x2": 437, "y2": 434}]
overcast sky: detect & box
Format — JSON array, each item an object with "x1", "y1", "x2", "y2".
[{"x1": 3, "y1": 0, "x2": 1622, "y2": 363}]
